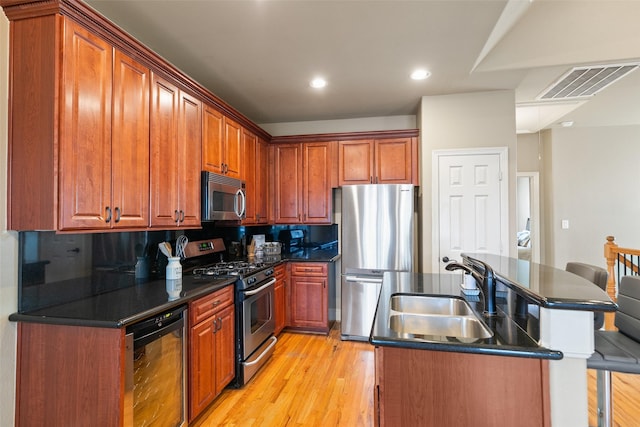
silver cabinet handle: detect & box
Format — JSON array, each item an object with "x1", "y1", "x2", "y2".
[{"x1": 105, "y1": 206, "x2": 112, "y2": 223}]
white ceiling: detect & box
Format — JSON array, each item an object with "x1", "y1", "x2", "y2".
[{"x1": 85, "y1": 0, "x2": 640, "y2": 134}]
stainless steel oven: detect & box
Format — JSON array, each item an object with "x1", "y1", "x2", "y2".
[
  {"x1": 235, "y1": 268, "x2": 277, "y2": 386},
  {"x1": 184, "y1": 239, "x2": 278, "y2": 388},
  {"x1": 125, "y1": 305, "x2": 187, "y2": 427}
]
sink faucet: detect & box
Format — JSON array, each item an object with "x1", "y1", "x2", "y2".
[{"x1": 445, "y1": 257, "x2": 497, "y2": 317}]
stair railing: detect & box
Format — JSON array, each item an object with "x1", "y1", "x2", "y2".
[{"x1": 604, "y1": 235, "x2": 640, "y2": 300}]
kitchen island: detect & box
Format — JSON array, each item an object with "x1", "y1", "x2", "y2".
[{"x1": 371, "y1": 255, "x2": 616, "y2": 426}]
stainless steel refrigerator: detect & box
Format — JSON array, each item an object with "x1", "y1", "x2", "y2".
[{"x1": 341, "y1": 184, "x2": 416, "y2": 341}]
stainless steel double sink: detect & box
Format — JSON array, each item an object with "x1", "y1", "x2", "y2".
[{"x1": 388, "y1": 294, "x2": 493, "y2": 339}]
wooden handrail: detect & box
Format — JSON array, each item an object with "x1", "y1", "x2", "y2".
[{"x1": 604, "y1": 235, "x2": 640, "y2": 300}]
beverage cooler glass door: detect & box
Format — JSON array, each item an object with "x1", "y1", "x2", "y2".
[{"x1": 125, "y1": 306, "x2": 187, "y2": 427}]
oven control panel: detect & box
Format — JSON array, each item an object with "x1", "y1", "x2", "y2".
[{"x1": 183, "y1": 238, "x2": 226, "y2": 259}]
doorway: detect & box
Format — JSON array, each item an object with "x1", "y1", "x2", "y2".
[
  {"x1": 516, "y1": 172, "x2": 540, "y2": 263},
  {"x1": 432, "y1": 147, "x2": 509, "y2": 273}
]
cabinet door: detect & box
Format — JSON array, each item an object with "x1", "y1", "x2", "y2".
[
  {"x1": 273, "y1": 143, "x2": 303, "y2": 223},
  {"x1": 290, "y1": 274, "x2": 328, "y2": 330},
  {"x1": 111, "y1": 50, "x2": 150, "y2": 228},
  {"x1": 150, "y1": 73, "x2": 180, "y2": 226},
  {"x1": 202, "y1": 104, "x2": 225, "y2": 175},
  {"x1": 242, "y1": 128, "x2": 257, "y2": 225},
  {"x1": 59, "y1": 20, "x2": 112, "y2": 230},
  {"x1": 177, "y1": 91, "x2": 202, "y2": 227},
  {"x1": 375, "y1": 138, "x2": 415, "y2": 184},
  {"x1": 303, "y1": 142, "x2": 333, "y2": 224},
  {"x1": 274, "y1": 281, "x2": 286, "y2": 335},
  {"x1": 255, "y1": 137, "x2": 269, "y2": 224},
  {"x1": 224, "y1": 117, "x2": 242, "y2": 179},
  {"x1": 189, "y1": 318, "x2": 216, "y2": 420},
  {"x1": 338, "y1": 140, "x2": 374, "y2": 186},
  {"x1": 214, "y1": 305, "x2": 236, "y2": 395}
]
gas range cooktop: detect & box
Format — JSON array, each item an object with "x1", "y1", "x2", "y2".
[
  {"x1": 183, "y1": 238, "x2": 278, "y2": 290},
  {"x1": 192, "y1": 261, "x2": 271, "y2": 278}
]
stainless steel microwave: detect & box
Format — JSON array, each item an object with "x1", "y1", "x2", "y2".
[{"x1": 201, "y1": 171, "x2": 246, "y2": 221}]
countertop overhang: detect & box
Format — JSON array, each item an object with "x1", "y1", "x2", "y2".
[{"x1": 462, "y1": 254, "x2": 617, "y2": 312}]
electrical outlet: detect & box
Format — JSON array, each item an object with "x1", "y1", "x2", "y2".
[{"x1": 561, "y1": 219, "x2": 570, "y2": 229}]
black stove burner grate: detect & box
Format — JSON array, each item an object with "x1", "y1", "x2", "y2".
[{"x1": 192, "y1": 260, "x2": 270, "y2": 278}]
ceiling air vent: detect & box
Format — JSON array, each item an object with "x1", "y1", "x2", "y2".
[{"x1": 538, "y1": 63, "x2": 639, "y2": 100}]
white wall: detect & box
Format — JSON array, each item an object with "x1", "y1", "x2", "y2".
[
  {"x1": 542, "y1": 125, "x2": 640, "y2": 269},
  {"x1": 418, "y1": 90, "x2": 518, "y2": 272},
  {"x1": 0, "y1": 10, "x2": 18, "y2": 427},
  {"x1": 259, "y1": 115, "x2": 416, "y2": 136}
]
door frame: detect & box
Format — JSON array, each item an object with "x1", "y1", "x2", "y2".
[
  {"x1": 517, "y1": 171, "x2": 541, "y2": 263},
  {"x1": 431, "y1": 147, "x2": 509, "y2": 273}
]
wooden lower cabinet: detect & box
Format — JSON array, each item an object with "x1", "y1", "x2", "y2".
[
  {"x1": 274, "y1": 263, "x2": 288, "y2": 335},
  {"x1": 374, "y1": 346, "x2": 551, "y2": 427},
  {"x1": 14, "y1": 323, "x2": 125, "y2": 426},
  {"x1": 188, "y1": 286, "x2": 235, "y2": 421},
  {"x1": 288, "y1": 262, "x2": 330, "y2": 333}
]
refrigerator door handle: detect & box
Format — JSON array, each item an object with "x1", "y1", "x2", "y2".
[{"x1": 345, "y1": 275, "x2": 383, "y2": 283}]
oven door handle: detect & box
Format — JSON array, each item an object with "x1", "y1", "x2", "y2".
[
  {"x1": 243, "y1": 277, "x2": 276, "y2": 296},
  {"x1": 244, "y1": 336, "x2": 278, "y2": 367}
]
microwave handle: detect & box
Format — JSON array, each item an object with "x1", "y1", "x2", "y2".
[{"x1": 235, "y1": 189, "x2": 246, "y2": 218}]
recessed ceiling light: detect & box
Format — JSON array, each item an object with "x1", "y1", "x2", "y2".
[
  {"x1": 560, "y1": 121, "x2": 574, "y2": 127},
  {"x1": 411, "y1": 69, "x2": 431, "y2": 80},
  {"x1": 310, "y1": 77, "x2": 327, "y2": 89}
]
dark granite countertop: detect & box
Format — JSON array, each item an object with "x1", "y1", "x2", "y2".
[
  {"x1": 370, "y1": 272, "x2": 563, "y2": 359},
  {"x1": 463, "y1": 254, "x2": 617, "y2": 312},
  {"x1": 9, "y1": 275, "x2": 236, "y2": 328},
  {"x1": 281, "y1": 248, "x2": 340, "y2": 262},
  {"x1": 10, "y1": 251, "x2": 340, "y2": 329}
]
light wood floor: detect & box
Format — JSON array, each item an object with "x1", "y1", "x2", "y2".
[{"x1": 192, "y1": 323, "x2": 640, "y2": 427}]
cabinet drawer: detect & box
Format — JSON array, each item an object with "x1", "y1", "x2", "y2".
[
  {"x1": 290, "y1": 262, "x2": 327, "y2": 277},
  {"x1": 274, "y1": 263, "x2": 287, "y2": 280},
  {"x1": 190, "y1": 285, "x2": 234, "y2": 325}
]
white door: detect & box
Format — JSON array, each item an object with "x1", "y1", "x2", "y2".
[{"x1": 433, "y1": 148, "x2": 508, "y2": 272}]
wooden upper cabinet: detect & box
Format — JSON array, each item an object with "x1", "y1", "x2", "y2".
[
  {"x1": 303, "y1": 142, "x2": 334, "y2": 224},
  {"x1": 7, "y1": 16, "x2": 152, "y2": 231},
  {"x1": 242, "y1": 128, "x2": 258, "y2": 225},
  {"x1": 338, "y1": 140, "x2": 374, "y2": 185},
  {"x1": 111, "y1": 50, "x2": 151, "y2": 228},
  {"x1": 375, "y1": 138, "x2": 417, "y2": 184},
  {"x1": 202, "y1": 105, "x2": 225, "y2": 175},
  {"x1": 255, "y1": 137, "x2": 269, "y2": 224},
  {"x1": 150, "y1": 73, "x2": 201, "y2": 228},
  {"x1": 243, "y1": 133, "x2": 269, "y2": 225},
  {"x1": 177, "y1": 90, "x2": 202, "y2": 227},
  {"x1": 58, "y1": 20, "x2": 113, "y2": 230},
  {"x1": 273, "y1": 143, "x2": 303, "y2": 224},
  {"x1": 224, "y1": 118, "x2": 242, "y2": 179},
  {"x1": 338, "y1": 137, "x2": 418, "y2": 186},
  {"x1": 202, "y1": 106, "x2": 242, "y2": 180},
  {"x1": 272, "y1": 142, "x2": 335, "y2": 224}
]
